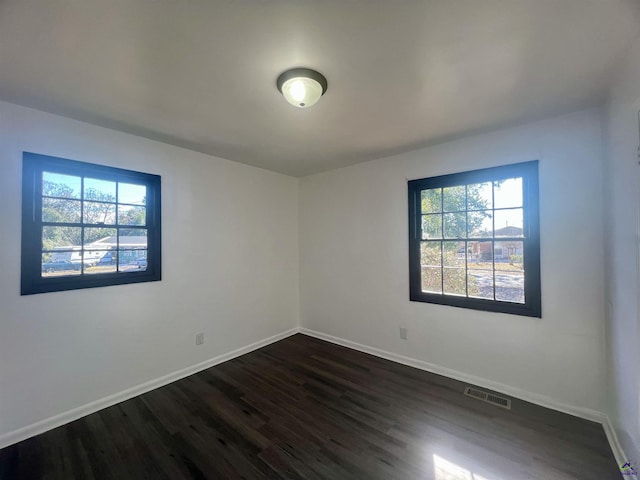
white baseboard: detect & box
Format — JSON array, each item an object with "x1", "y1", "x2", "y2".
[
  {"x1": 602, "y1": 415, "x2": 632, "y2": 467},
  {"x1": 299, "y1": 328, "x2": 604, "y2": 423},
  {"x1": 0, "y1": 327, "x2": 300, "y2": 450}
]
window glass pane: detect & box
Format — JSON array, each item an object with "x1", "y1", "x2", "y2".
[
  {"x1": 97, "y1": 250, "x2": 116, "y2": 265},
  {"x1": 117, "y1": 250, "x2": 137, "y2": 272},
  {"x1": 421, "y1": 188, "x2": 442, "y2": 213},
  {"x1": 443, "y1": 241, "x2": 465, "y2": 267},
  {"x1": 80, "y1": 250, "x2": 101, "y2": 268},
  {"x1": 119, "y1": 229, "x2": 147, "y2": 250},
  {"x1": 467, "y1": 182, "x2": 492, "y2": 210},
  {"x1": 118, "y1": 183, "x2": 146, "y2": 206},
  {"x1": 83, "y1": 201, "x2": 116, "y2": 225},
  {"x1": 41, "y1": 253, "x2": 81, "y2": 277},
  {"x1": 467, "y1": 210, "x2": 493, "y2": 237},
  {"x1": 42, "y1": 226, "x2": 81, "y2": 250},
  {"x1": 468, "y1": 270, "x2": 494, "y2": 300},
  {"x1": 42, "y1": 198, "x2": 81, "y2": 223},
  {"x1": 421, "y1": 266, "x2": 442, "y2": 294},
  {"x1": 86, "y1": 263, "x2": 117, "y2": 275},
  {"x1": 442, "y1": 186, "x2": 465, "y2": 212},
  {"x1": 84, "y1": 178, "x2": 116, "y2": 202},
  {"x1": 84, "y1": 251, "x2": 117, "y2": 274},
  {"x1": 494, "y1": 208, "x2": 523, "y2": 236},
  {"x1": 118, "y1": 250, "x2": 146, "y2": 272},
  {"x1": 443, "y1": 212, "x2": 466, "y2": 239},
  {"x1": 494, "y1": 177, "x2": 522, "y2": 209},
  {"x1": 495, "y1": 271, "x2": 525, "y2": 303},
  {"x1": 421, "y1": 242, "x2": 441, "y2": 267},
  {"x1": 45, "y1": 249, "x2": 81, "y2": 263},
  {"x1": 135, "y1": 250, "x2": 147, "y2": 272},
  {"x1": 43, "y1": 172, "x2": 81, "y2": 199},
  {"x1": 494, "y1": 241, "x2": 524, "y2": 271},
  {"x1": 422, "y1": 214, "x2": 442, "y2": 239},
  {"x1": 467, "y1": 241, "x2": 493, "y2": 269},
  {"x1": 421, "y1": 188, "x2": 441, "y2": 214},
  {"x1": 118, "y1": 205, "x2": 146, "y2": 226},
  {"x1": 83, "y1": 227, "x2": 117, "y2": 246},
  {"x1": 443, "y1": 268, "x2": 466, "y2": 296}
]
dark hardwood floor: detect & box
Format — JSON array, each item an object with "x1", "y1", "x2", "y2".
[{"x1": 0, "y1": 334, "x2": 621, "y2": 479}]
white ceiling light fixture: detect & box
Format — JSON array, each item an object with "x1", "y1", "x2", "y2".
[{"x1": 276, "y1": 68, "x2": 328, "y2": 108}]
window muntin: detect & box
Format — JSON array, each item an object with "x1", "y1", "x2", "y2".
[
  {"x1": 22, "y1": 152, "x2": 161, "y2": 294},
  {"x1": 408, "y1": 161, "x2": 540, "y2": 317}
]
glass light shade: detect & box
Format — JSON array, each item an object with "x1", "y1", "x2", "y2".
[{"x1": 280, "y1": 77, "x2": 324, "y2": 108}]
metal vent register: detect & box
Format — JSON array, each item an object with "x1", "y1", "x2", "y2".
[{"x1": 464, "y1": 386, "x2": 512, "y2": 410}]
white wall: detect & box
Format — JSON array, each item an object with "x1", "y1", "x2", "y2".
[
  {"x1": 0, "y1": 101, "x2": 299, "y2": 441},
  {"x1": 604, "y1": 34, "x2": 640, "y2": 458},
  {"x1": 300, "y1": 108, "x2": 606, "y2": 414}
]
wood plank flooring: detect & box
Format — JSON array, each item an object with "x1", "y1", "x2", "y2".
[{"x1": 0, "y1": 334, "x2": 621, "y2": 479}]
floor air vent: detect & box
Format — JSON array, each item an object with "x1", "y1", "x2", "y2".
[{"x1": 464, "y1": 386, "x2": 511, "y2": 410}]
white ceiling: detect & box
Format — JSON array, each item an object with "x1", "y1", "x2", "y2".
[{"x1": 0, "y1": 1, "x2": 638, "y2": 177}]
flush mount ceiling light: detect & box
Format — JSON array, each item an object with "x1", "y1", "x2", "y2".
[{"x1": 276, "y1": 68, "x2": 328, "y2": 108}]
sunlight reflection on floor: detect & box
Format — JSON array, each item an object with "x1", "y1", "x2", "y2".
[{"x1": 433, "y1": 454, "x2": 494, "y2": 480}]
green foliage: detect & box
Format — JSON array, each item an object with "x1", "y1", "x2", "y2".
[
  {"x1": 421, "y1": 266, "x2": 442, "y2": 292},
  {"x1": 42, "y1": 226, "x2": 81, "y2": 250},
  {"x1": 420, "y1": 260, "x2": 481, "y2": 296},
  {"x1": 118, "y1": 207, "x2": 146, "y2": 227},
  {"x1": 420, "y1": 184, "x2": 492, "y2": 240},
  {"x1": 420, "y1": 242, "x2": 480, "y2": 296},
  {"x1": 443, "y1": 185, "x2": 465, "y2": 212}
]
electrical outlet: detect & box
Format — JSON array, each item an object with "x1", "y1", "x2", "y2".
[
  {"x1": 399, "y1": 327, "x2": 408, "y2": 340},
  {"x1": 195, "y1": 333, "x2": 204, "y2": 346}
]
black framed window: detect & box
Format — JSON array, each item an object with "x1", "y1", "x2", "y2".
[
  {"x1": 21, "y1": 152, "x2": 161, "y2": 295},
  {"x1": 408, "y1": 161, "x2": 540, "y2": 317}
]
